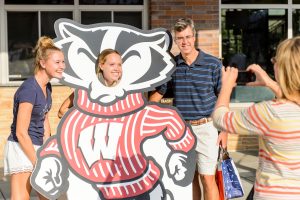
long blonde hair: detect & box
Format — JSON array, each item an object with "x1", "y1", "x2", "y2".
[
  {"x1": 275, "y1": 36, "x2": 300, "y2": 103},
  {"x1": 33, "y1": 36, "x2": 62, "y2": 74}
]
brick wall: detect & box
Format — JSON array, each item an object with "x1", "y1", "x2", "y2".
[
  {"x1": 0, "y1": 85, "x2": 72, "y2": 166},
  {"x1": 150, "y1": 0, "x2": 220, "y2": 57},
  {"x1": 0, "y1": 87, "x2": 16, "y2": 164},
  {"x1": 227, "y1": 134, "x2": 258, "y2": 151}
]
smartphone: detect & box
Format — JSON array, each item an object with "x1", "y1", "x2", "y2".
[{"x1": 237, "y1": 71, "x2": 255, "y2": 85}]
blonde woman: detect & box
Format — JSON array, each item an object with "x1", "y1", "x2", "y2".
[
  {"x1": 4, "y1": 36, "x2": 65, "y2": 200},
  {"x1": 213, "y1": 36, "x2": 300, "y2": 199},
  {"x1": 58, "y1": 48, "x2": 122, "y2": 118}
]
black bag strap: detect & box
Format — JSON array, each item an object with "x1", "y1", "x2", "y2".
[{"x1": 218, "y1": 146, "x2": 230, "y2": 161}]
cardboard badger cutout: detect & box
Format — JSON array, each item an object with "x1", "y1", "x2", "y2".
[{"x1": 31, "y1": 18, "x2": 197, "y2": 200}]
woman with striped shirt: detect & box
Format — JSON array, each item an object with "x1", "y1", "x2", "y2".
[{"x1": 213, "y1": 36, "x2": 300, "y2": 199}]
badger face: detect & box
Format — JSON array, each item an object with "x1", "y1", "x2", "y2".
[{"x1": 54, "y1": 18, "x2": 175, "y2": 105}]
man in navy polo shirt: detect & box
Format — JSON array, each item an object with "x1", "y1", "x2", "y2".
[{"x1": 150, "y1": 18, "x2": 223, "y2": 200}]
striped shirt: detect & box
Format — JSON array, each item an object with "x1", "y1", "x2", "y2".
[
  {"x1": 213, "y1": 100, "x2": 300, "y2": 200},
  {"x1": 157, "y1": 49, "x2": 222, "y2": 120}
]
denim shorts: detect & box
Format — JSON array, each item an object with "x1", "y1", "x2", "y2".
[{"x1": 4, "y1": 140, "x2": 40, "y2": 176}]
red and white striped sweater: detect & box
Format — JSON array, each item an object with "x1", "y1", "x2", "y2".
[{"x1": 40, "y1": 90, "x2": 195, "y2": 199}]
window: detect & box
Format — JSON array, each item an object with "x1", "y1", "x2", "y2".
[
  {"x1": 81, "y1": 11, "x2": 142, "y2": 29},
  {"x1": 222, "y1": 0, "x2": 287, "y2": 4},
  {"x1": 5, "y1": 0, "x2": 74, "y2": 5},
  {"x1": 0, "y1": 1, "x2": 147, "y2": 83},
  {"x1": 81, "y1": 12, "x2": 111, "y2": 24},
  {"x1": 114, "y1": 12, "x2": 142, "y2": 28},
  {"x1": 293, "y1": 9, "x2": 300, "y2": 36},
  {"x1": 220, "y1": 2, "x2": 292, "y2": 103},
  {"x1": 79, "y1": 0, "x2": 143, "y2": 5},
  {"x1": 222, "y1": 9, "x2": 287, "y2": 76},
  {"x1": 7, "y1": 12, "x2": 38, "y2": 81},
  {"x1": 41, "y1": 12, "x2": 73, "y2": 38},
  {"x1": 7, "y1": 11, "x2": 72, "y2": 81}
]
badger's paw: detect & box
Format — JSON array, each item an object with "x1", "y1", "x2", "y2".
[
  {"x1": 166, "y1": 150, "x2": 196, "y2": 187},
  {"x1": 30, "y1": 156, "x2": 68, "y2": 199},
  {"x1": 167, "y1": 153, "x2": 188, "y2": 181}
]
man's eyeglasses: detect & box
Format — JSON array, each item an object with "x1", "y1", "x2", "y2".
[
  {"x1": 175, "y1": 35, "x2": 194, "y2": 42},
  {"x1": 271, "y1": 57, "x2": 277, "y2": 64}
]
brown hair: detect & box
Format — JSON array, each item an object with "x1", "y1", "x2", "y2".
[
  {"x1": 173, "y1": 18, "x2": 196, "y2": 36},
  {"x1": 275, "y1": 36, "x2": 300, "y2": 103},
  {"x1": 33, "y1": 36, "x2": 62, "y2": 74},
  {"x1": 96, "y1": 49, "x2": 121, "y2": 75}
]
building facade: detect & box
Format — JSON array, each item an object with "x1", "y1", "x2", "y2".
[{"x1": 1, "y1": 0, "x2": 300, "y2": 161}]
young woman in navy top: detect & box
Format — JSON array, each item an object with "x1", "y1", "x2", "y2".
[{"x1": 4, "y1": 36, "x2": 65, "y2": 200}]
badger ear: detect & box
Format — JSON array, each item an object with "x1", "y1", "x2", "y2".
[
  {"x1": 54, "y1": 19, "x2": 99, "y2": 89},
  {"x1": 54, "y1": 18, "x2": 77, "y2": 47},
  {"x1": 120, "y1": 29, "x2": 175, "y2": 93}
]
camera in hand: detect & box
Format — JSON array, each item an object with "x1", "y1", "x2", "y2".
[{"x1": 237, "y1": 71, "x2": 255, "y2": 85}]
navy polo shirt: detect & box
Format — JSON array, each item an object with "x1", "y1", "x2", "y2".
[{"x1": 157, "y1": 49, "x2": 222, "y2": 120}]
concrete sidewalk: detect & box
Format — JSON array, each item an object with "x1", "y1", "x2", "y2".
[{"x1": 0, "y1": 151, "x2": 258, "y2": 200}]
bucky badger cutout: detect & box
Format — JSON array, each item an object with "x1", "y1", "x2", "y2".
[{"x1": 31, "y1": 18, "x2": 197, "y2": 200}]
